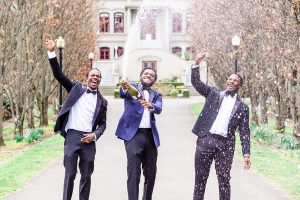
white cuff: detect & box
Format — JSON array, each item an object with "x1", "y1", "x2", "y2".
[
  {"x1": 92, "y1": 133, "x2": 97, "y2": 141},
  {"x1": 191, "y1": 64, "x2": 200, "y2": 69},
  {"x1": 47, "y1": 51, "x2": 56, "y2": 59}
]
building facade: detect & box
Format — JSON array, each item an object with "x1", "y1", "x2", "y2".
[{"x1": 93, "y1": 0, "x2": 207, "y2": 86}]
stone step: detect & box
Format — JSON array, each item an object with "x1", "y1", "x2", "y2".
[
  {"x1": 187, "y1": 86, "x2": 199, "y2": 96},
  {"x1": 99, "y1": 86, "x2": 116, "y2": 96}
]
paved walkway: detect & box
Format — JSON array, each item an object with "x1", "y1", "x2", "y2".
[{"x1": 3, "y1": 96, "x2": 294, "y2": 200}]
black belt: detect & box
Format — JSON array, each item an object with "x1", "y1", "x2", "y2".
[
  {"x1": 67, "y1": 129, "x2": 85, "y2": 134},
  {"x1": 137, "y1": 128, "x2": 152, "y2": 134},
  {"x1": 208, "y1": 132, "x2": 227, "y2": 140}
]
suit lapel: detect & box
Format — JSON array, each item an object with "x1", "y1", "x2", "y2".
[
  {"x1": 229, "y1": 97, "x2": 241, "y2": 122},
  {"x1": 92, "y1": 92, "x2": 102, "y2": 124},
  {"x1": 149, "y1": 89, "x2": 155, "y2": 102},
  {"x1": 137, "y1": 83, "x2": 145, "y2": 100},
  {"x1": 219, "y1": 91, "x2": 225, "y2": 107}
]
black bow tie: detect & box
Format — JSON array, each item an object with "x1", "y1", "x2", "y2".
[
  {"x1": 225, "y1": 90, "x2": 236, "y2": 97},
  {"x1": 86, "y1": 89, "x2": 97, "y2": 95},
  {"x1": 142, "y1": 87, "x2": 150, "y2": 91}
]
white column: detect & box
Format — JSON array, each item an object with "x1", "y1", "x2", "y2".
[
  {"x1": 181, "y1": 46, "x2": 185, "y2": 59},
  {"x1": 164, "y1": 8, "x2": 170, "y2": 50},
  {"x1": 127, "y1": 8, "x2": 131, "y2": 34}
]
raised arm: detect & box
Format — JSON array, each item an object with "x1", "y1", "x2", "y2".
[
  {"x1": 45, "y1": 34, "x2": 73, "y2": 92},
  {"x1": 191, "y1": 54, "x2": 211, "y2": 97}
]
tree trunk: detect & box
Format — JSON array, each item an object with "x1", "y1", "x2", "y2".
[
  {"x1": 259, "y1": 86, "x2": 268, "y2": 124},
  {"x1": 40, "y1": 98, "x2": 48, "y2": 126},
  {"x1": 27, "y1": 107, "x2": 35, "y2": 128},
  {"x1": 274, "y1": 89, "x2": 285, "y2": 133},
  {"x1": 250, "y1": 92, "x2": 259, "y2": 126},
  {"x1": 0, "y1": 91, "x2": 4, "y2": 146}
]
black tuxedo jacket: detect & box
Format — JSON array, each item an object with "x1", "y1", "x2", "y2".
[
  {"x1": 191, "y1": 66, "x2": 250, "y2": 156},
  {"x1": 49, "y1": 57, "x2": 107, "y2": 140}
]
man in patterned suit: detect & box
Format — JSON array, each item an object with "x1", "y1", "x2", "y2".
[{"x1": 191, "y1": 54, "x2": 251, "y2": 200}]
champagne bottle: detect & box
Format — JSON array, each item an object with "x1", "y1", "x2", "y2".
[{"x1": 128, "y1": 84, "x2": 143, "y2": 100}]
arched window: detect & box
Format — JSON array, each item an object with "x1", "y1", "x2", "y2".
[
  {"x1": 100, "y1": 47, "x2": 110, "y2": 60},
  {"x1": 140, "y1": 12, "x2": 156, "y2": 40},
  {"x1": 100, "y1": 12, "x2": 110, "y2": 33},
  {"x1": 172, "y1": 12, "x2": 182, "y2": 33},
  {"x1": 114, "y1": 12, "x2": 124, "y2": 33},
  {"x1": 114, "y1": 47, "x2": 124, "y2": 58},
  {"x1": 172, "y1": 47, "x2": 182, "y2": 57}
]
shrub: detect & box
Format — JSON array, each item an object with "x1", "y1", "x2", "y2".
[
  {"x1": 182, "y1": 89, "x2": 190, "y2": 97},
  {"x1": 25, "y1": 128, "x2": 44, "y2": 143},
  {"x1": 251, "y1": 124, "x2": 300, "y2": 150},
  {"x1": 169, "y1": 88, "x2": 178, "y2": 97},
  {"x1": 16, "y1": 133, "x2": 23, "y2": 143},
  {"x1": 114, "y1": 89, "x2": 120, "y2": 98}
]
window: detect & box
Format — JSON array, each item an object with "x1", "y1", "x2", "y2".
[
  {"x1": 114, "y1": 12, "x2": 124, "y2": 33},
  {"x1": 100, "y1": 12, "x2": 110, "y2": 33},
  {"x1": 172, "y1": 12, "x2": 182, "y2": 33},
  {"x1": 114, "y1": 47, "x2": 124, "y2": 58},
  {"x1": 186, "y1": 47, "x2": 196, "y2": 60},
  {"x1": 172, "y1": 47, "x2": 182, "y2": 57},
  {"x1": 142, "y1": 61, "x2": 157, "y2": 70},
  {"x1": 140, "y1": 12, "x2": 156, "y2": 40},
  {"x1": 100, "y1": 47, "x2": 110, "y2": 60}
]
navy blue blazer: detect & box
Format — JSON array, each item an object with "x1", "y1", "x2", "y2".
[
  {"x1": 191, "y1": 66, "x2": 250, "y2": 156},
  {"x1": 115, "y1": 83, "x2": 162, "y2": 147},
  {"x1": 49, "y1": 57, "x2": 107, "y2": 140}
]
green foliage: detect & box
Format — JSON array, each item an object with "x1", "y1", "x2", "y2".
[
  {"x1": 252, "y1": 124, "x2": 300, "y2": 150},
  {"x1": 15, "y1": 133, "x2": 23, "y2": 143},
  {"x1": 169, "y1": 88, "x2": 178, "y2": 97},
  {"x1": 114, "y1": 89, "x2": 120, "y2": 98},
  {"x1": 25, "y1": 128, "x2": 44, "y2": 144},
  {"x1": 182, "y1": 89, "x2": 190, "y2": 97}
]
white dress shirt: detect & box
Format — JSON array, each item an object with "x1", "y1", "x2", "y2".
[
  {"x1": 139, "y1": 90, "x2": 151, "y2": 128},
  {"x1": 65, "y1": 90, "x2": 97, "y2": 133},
  {"x1": 209, "y1": 94, "x2": 237, "y2": 137}
]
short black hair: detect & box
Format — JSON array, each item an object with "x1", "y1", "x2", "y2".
[
  {"x1": 86, "y1": 68, "x2": 101, "y2": 78},
  {"x1": 228, "y1": 73, "x2": 244, "y2": 86},
  {"x1": 140, "y1": 67, "x2": 157, "y2": 81}
]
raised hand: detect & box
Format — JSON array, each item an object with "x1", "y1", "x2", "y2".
[
  {"x1": 138, "y1": 99, "x2": 153, "y2": 109},
  {"x1": 44, "y1": 34, "x2": 56, "y2": 52},
  {"x1": 120, "y1": 79, "x2": 130, "y2": 90},
  {"x1": 243, "y1": 156, "x2": 251, "y2": 170},
  {"x1": 195, "y1": 53, "x2": 206, "y2": 65}
]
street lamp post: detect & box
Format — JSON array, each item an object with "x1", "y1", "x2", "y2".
[
  {"x1": 56, "y1": 36, "x2": 65, "y2": 111},
  {"x1": 88, "y1": 52, "x2": 94, "y2": 69},
  {"x1": 232, "y1": 35, "x2": 240, "y2": 73}
]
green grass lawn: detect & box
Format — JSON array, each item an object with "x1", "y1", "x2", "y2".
[
  {"x1": 191, "y1": 102, "x2": 300, "y2": 200},
  {"x1": 0, "y1": 134, "x2": 63, "y2": 198}
]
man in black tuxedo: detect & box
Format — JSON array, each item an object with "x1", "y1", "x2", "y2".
[
  {"x1": 45, "y1": 34, "x2": 107, "y2": 200},
  {"x1": 191, "y1": 54, "x2": 251, "y2": 200}
]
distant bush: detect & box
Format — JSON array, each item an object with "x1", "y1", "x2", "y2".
[
  {"x1": 25, "y1": 128, "x2": 44, "y2": 143},
  {"x1": 251, "y1": 124, "x2": 300, "y2": 150}
]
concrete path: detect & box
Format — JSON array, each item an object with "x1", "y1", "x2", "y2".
[{"x1": 3, "y1": 96, "x2": 294, "y2": 200}]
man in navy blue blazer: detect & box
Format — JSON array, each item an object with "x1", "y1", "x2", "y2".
[
  {"x1": 115, "y1": 67, "x2": 162, "y2": 200},
  {"x1": 45, "y1": 34, "x2": 107, "y2": 200},
  {"x1": 191, "y1": 54, "x2": 251, "y2": 200}
]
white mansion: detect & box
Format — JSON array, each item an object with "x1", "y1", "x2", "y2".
[{"x1": 93, "y1": 0, "x2": 207, "y2": 86}]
